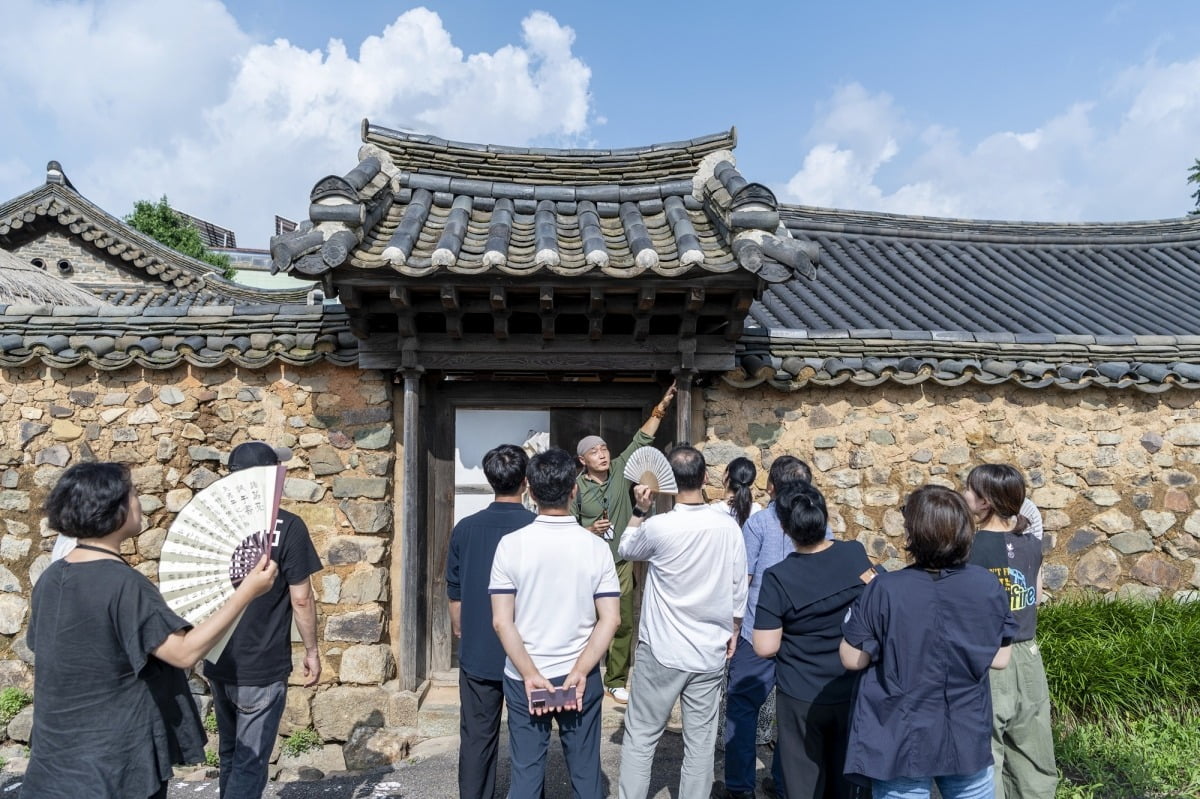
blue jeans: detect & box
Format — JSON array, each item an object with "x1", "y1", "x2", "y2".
[
  {"x1": 724, "y1": 635, "x2": 782, "y2": 793},
  {"x1": 210, "y1": 679, "x2": 287, "y2": 799},
  {"x1": 873, "y1": 766, "x2": 995, "y2": 799},
  {"x1": 504, "y1": 669, "x2": 604, "y2": 799}
]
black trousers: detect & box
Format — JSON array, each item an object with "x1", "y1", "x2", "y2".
[
  {"x1": 459, "y1": 671, "x2": 505, "y2": 799},
  {"x1": 776, "y1": 693, "x2": 861, "y2": 799}
]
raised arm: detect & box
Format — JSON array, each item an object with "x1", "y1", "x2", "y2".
[
  {"x1": 154, "y1": 555, "x2": 278, "y2": 668},
  {"x1": 637, "y1": 382, "x2": 677, "y2": 438}
]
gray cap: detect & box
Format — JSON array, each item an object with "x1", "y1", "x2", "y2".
[{"x1": 576, "y1": 435, "x2": 607, "y2": 457}]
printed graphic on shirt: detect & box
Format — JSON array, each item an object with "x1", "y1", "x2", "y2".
[{"x1": 987, "y1": 565, "x2": 1036, "y2": 612}]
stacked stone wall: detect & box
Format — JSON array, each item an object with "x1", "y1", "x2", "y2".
[
  {"x1": 701, "y1": 382, "x2": 1200, "y2": 600},
  {"x1": 11, "y1": 231, "x2": 148, "y2": 287},
  {"x1": 0, "y1": 361, "x2": 408, "y2": 770}
]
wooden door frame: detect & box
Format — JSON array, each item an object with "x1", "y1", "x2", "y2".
[{"x1": 420, "y1": 379, "x2": 675, "y2": 680}]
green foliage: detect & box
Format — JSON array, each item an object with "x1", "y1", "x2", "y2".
[
  {"x1": 1054, "y1": 715, "x2": 1200, "y2": 799},
  {"x1": 204, "y1": 748, "x2": 219, "y2": 768},
  {"x1": 203, "y1": 711, "x2": 217, "y2": 734},
  {"x1": 125, "y1": 196, "x2": 235, "y2": 279},
  {"x1": 1039, "y1": 595, "x2": 1200, "y2": 723},
  {"x1": 1190, "y1": 158, "x2": 1200, "y2": 215},
  {"x1": 1043, "y1": 596, "x2": 1200, "y2": 798},
  {"x1": 0, "y1": 688, "x2": 32, "y2": 726},
  {"x1": 281, "y1": 727, "x2": 322, "y2": 758}
]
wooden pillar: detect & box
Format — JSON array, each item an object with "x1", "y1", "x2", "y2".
[
  {"x1": 674, "y1": 371, "x2": 695, "y2": 444},
  {"x1": 397, "y1": 369, "x2": 423, "y2": 690}
]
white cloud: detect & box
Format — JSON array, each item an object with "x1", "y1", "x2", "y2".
[
  {"x1": 0, "y1": 2, "x2": 594, "y2": 244},
  {"x1": 782, "y1": 56, "x2": 1200, "y2": 221}
]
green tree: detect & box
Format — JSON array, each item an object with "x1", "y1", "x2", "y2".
[
  {"x1": 1190, "y1": 158, "x2": 1200, "y2": 216},
  {"x1": 125, "y1": 196, "x2": 235, "y2": 279}
]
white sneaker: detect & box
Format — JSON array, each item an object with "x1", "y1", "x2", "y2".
[{"x1": 606, "y1": 686, "x2": 629, "y2": 704}]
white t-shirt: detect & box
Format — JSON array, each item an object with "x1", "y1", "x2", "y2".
[
  {"x1": 710, "y1": 499, "x2": 763, "y2": 525},
  {"x1": 489, "y1": 514, "x2": 620, "y2": 680},
  {"x1": 618, "y1": 503, "x2": 748, "y2": 673},
  {"x1": 50, "y1": 534, "x2": 77, "y2": 562}
]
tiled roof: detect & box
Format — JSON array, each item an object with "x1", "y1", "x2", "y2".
[
  {"x1": 0, "y1": 303, "x2": 357, "y2": 370},
  {"x1": 0, "y1": 162, "x2": 313, "y2": 306},
  {"x1": 271, "y1": 124, "x2": 818, "y2": 284},
  {"x1": 734, "y1": 206, "x2": 1200, "y2": 392}
]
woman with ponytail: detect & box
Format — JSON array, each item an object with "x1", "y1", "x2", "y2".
[
  {"x1": 752, "y1": 481, "x2": 876, "y2": 799},
  {"x1": 963, "y1": 464, "x2": 1057, "y2": 799},
  {"x1": 711, "y1": 457, "x2": 761, "y2": 527}
]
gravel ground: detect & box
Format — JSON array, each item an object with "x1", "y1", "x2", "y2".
[{"x1": 0, "y1": 723, "x2": 780, "y2": 798}]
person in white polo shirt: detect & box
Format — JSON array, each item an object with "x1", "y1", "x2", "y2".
[
  {"x1": 615, "y1": 444, "x2": 749, "y2": 799},
  {"x1": 490, "y1": 447, "x2": 622, "y2": 799}
]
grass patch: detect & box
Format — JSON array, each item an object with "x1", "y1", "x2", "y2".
[
  {"x1": 203, "y1": 711, "x2": 217, "y2": 734},
  {"x1": 204, "y1": 748, "x2": 219, "y2": 768},
  {"x1": 0, "y1": 688, "x2": 31, "y2": 726},
  {"x1": 281, "y1": 727, "x2": 322, "y2": 758},
  {"x1": 1039, "y1": 594, "x2": 1200, "y2": 723},
  {"x1": 1053, "y1": 715, "x2": 1200, "y2": 799},
  {"x1": 1041, "y1": 595, "x2": 1200, "y2": 798}
]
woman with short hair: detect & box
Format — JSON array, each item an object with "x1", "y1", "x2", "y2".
[
  {"x1": 752, "y1": 481, "x2": 876, "y2": 799},
  {"x1": 24, "y1": 462, "x2": 278, "y2": 799},
  {"x1": 840, "y1": 485, "x2": 1017, "y2": 799},
  {"x1": 963, "y1": 464, "x2": 1057, "y2": 799}
]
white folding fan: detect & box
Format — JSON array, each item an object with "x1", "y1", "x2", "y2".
[
  {"x1": 623, "y1": 446, "x2": 677, "y2": 494},
  {"x1": 159, "y1": 464, "x2": 286, "y2": 660}
]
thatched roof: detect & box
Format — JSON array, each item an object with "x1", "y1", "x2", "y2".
[{"x1": 0, "y1": 249, "x2": 105, "y2": 306}]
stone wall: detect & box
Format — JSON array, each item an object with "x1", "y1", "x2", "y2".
[
  {"x1": 11, "y1": 231, "x2": 149, "y2": 287},
  {"x1": 700, "y1": 382, "x2": 1200, "y2": 600},
  {"x1": 0, "y1": 360, "x2": 414, "y2": 770}
]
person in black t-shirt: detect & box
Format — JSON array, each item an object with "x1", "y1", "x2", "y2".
[
  {"x1": 964, "y1": 464, "x2": 1057, "y2": 799},
  {"x1": 753, "y1": 481, "x2": 876, "y2": 799},
  {"x1": 25, "y1": 462, "x2": 277, "y2": 799},
  {"x1": 204, "y1": 442, "x2": 323, "y2": 799}
]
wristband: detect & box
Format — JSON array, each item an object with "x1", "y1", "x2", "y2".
[{"x1": 631, "y1": 507, "x2": 648, "y2": 518}]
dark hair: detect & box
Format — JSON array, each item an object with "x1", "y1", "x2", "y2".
[
  {"x1": 768, "y1": 455, "x2": 812, "y2": 493},
  {"x1": 668, "y1": 444, "x2": 706, "y2": 492},
  {"x1": 44, "y1": 462, "x2": 134, "y2": 540},
  {"x1": 965, "y1": 464, "x2": 1031, "y2": 535},
  {"x1": 526, "y1": 448, "x2": 578, "y2": 510},
  {"x1": 724, "y1": 457, "x2": 757, "y2": 527},
  {"x1": 775, "y1": 481, "x2": 828, "y2": 547},
  {"x1": 483, "y1": 444, "x2": 529, "y2": 496},
  {"x1": 903, "y1": 485, "x2": 976, "y2": 569}
]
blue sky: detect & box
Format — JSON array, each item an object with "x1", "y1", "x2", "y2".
[{"x1": 2, "y1": 0, "x2": 1198, "y2": 246}]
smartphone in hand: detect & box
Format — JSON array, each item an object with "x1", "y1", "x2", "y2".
[{"x1": 529, "y1": 685, "x2": 578, "y2": 711}]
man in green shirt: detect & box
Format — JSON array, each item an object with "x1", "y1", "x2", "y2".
[{"x1": 572, "y1": 383, "x2": 677, "y2": 703}]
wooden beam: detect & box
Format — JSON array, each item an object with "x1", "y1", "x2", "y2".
[
  {"x1": 441, "y1": 285, "x2": 462, "y2": 339},
  {"x1": 349, "y1": 316, "x2": 369, "y2": 340},
  {"x1": 491, "y1": 286, "x2": 509, "y2": 339},
  {"x1": 389, "y1": 286, "x2": 411, "y2": 308},
  {"x1": 359, "y1": 348, "x2": 732, "y2": 372},
  {"x1": 588, "y1": 287, "x2": 605, "y2": 341},
  {"x1": 637, "y1": 287, "x2": 656, "y2": 312},
  {"x1": 338, "y1": 285, "x2": 363, "y2": 309},
  {"x1": 686, "y1": 287, "x2": 706, "y2": 314},
  {"x1": 540, "y1": 286, "x2": 555, "y2": 340}
]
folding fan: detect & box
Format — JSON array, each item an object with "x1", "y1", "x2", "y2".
[
  {"x1": 159, "y1": 464, "x2": 286, "y2": 660},
  {"x1": 623, "y1": 446, "x2": 677, "y2": 494}
]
